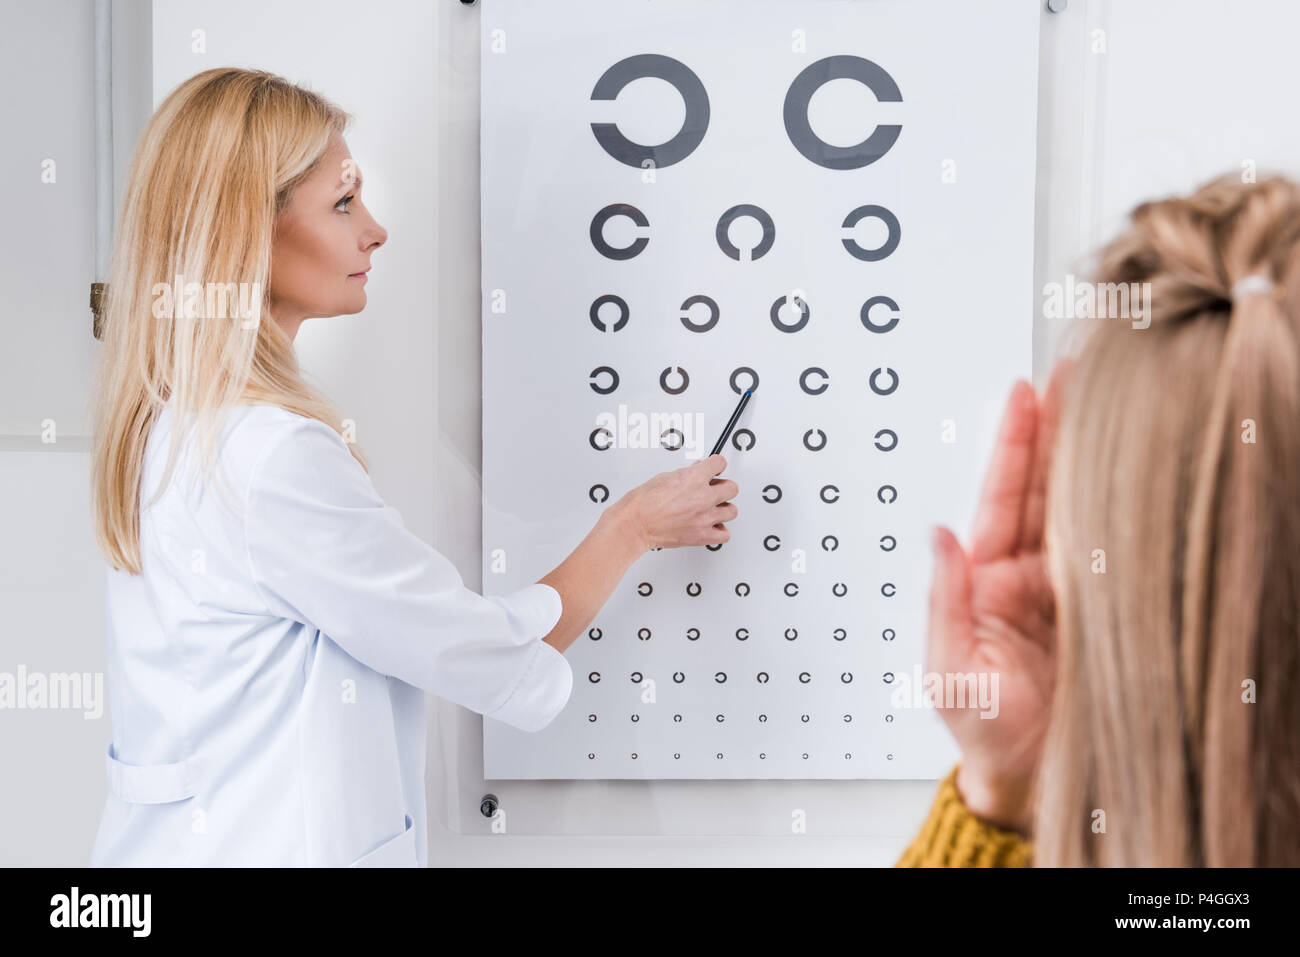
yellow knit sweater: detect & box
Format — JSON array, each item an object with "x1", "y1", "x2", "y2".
[{"x1": 895, "y1": 764, "x2": 1034, "y2": 867}]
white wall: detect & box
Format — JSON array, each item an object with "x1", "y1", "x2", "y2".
[
  {"x1": 5, "y1": 0, "x2": 1300, "y2": 865},
  {"x1": 0, "y1": 0, "x2": 150, "y2": 866}
]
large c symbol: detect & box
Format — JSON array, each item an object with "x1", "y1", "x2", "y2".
[
  {"x1": 591, "y1": 54, "x2": 710, "y2": 169},
  {"x1": 783, "y1": 55, "x2": 902, "y2": 170}
]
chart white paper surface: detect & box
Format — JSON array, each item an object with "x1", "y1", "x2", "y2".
[{"x1": 481, "y1": 0, "x2": 1040, "y2": 779}]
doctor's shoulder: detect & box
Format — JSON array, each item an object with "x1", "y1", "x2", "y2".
[
  {"x1": 222, "y1": 403, "x2": 359, "y2": 483},
  {"x1": 154, "y1": 402, "x2": 362, "y2": 525},
  {"x1": 223, "y1": 402, "x2": 378, "y2": 520}
]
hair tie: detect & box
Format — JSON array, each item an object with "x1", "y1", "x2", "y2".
[{"x1": 1231, "y1": 274, "x2": 1275, "y2": 301}]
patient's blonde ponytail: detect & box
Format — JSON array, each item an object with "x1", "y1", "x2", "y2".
[{"x1": 1037, "y1": 173, "x2": 1300, "y2": 866}]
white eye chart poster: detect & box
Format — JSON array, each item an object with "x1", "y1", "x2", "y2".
[{"x1": 481, "y1": 0, "x2": 1040, "y2": 780}]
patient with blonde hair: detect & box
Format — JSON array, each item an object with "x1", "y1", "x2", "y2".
[{"x1": 899, "y1": 172, "x2": 1300, "y2": 867}]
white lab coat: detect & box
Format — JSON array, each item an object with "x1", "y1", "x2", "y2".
[{"x1": 88, "y1": 402, "x2": 572, "y2": 866}]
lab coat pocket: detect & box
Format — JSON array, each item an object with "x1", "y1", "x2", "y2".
[
  {"x1": 104, "y1": 741, "x2": 198, "y2": 804},
  {"x1": 348, "y1": 813, "x2": 417, "y2": 868}
]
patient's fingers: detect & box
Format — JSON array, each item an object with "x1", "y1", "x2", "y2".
[
  {"x1": 969, "y1": 380, "x2": 1037, "y2": 564},
  {"x1": 928, "y1": 525, "x2": 974, "y2": 674},
  {"x1": 1018, "y1": 359, "x2": 1073, "y2": 552}
]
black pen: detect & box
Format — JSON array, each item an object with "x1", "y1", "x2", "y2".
[{"x1": 711, "y1": 389, "x2": 753, "y2": 456}]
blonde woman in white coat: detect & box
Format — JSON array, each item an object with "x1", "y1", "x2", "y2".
[{"x1": 87, "y1": 68, "x2": 738, "y2": 867}]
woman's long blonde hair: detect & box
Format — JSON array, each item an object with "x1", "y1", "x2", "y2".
[
  {"x1": 91, "y1": 67, "x2": 368, "y2": 574},
  {"x1": 1037, "y1": 172, "x2": 1300, "y2": 865}
]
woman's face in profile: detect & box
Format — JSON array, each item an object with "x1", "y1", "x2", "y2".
[{"x1": 268, "y1": 131, "x2": 387, "y2": 337}]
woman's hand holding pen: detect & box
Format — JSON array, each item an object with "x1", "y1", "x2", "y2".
[
  {"x1": 611, "y1": 391, "x2": 748, "y2": 552},
  {"x1": 618, "y1": 453, "x2": 738, "y2": 551},
  {"x1": 538, "y1": 455, "x2": 738, "y2": 654},
  {"x1": 925, "y1": 361, "x2": 1071, "y2": 838}
]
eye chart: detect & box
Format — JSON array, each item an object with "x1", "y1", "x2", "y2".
[{"x1": 481, "y1": 0, "x2": 1040, "y2": 780}]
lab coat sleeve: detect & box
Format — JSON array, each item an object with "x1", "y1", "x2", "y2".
[{"x1": 243, "y1": 416, "x2": 573, "y2": 732}]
